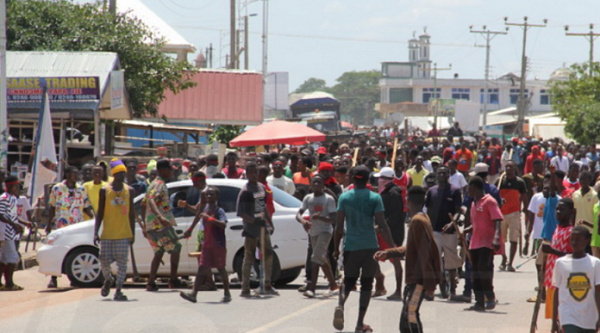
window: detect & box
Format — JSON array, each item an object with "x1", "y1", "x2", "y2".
[
  {"x1": 451, "y1": 88, "x2": 470, "y2": 100},
  {"x1": 272, "y1": 186, "x2": 301, "y2": 208},
  {"x1": 509, "y1": 89, "x2": 529, "y2": 105},
  {"x1": 480, "y1": 88, "x2": 499, "y2": 104},
  {"x1": 215, "y1": 186, "x2": 241, "y2": 213},
  {"x1": 422, "y1": 87, "x2": 440, "y2": 103},
  {"x1": 540, "y1": 89, "x2": 550, "y2": 105}
]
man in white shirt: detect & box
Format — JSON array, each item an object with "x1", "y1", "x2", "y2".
[
  {"x1": 448, "y1": 159, "x2": 468, "y2": 192},
  {"x1": 267, "y1": 159, "x2": 296, "y2": 195},
  {"x1": 550, "y1": 145, "x2": 569, "y2": 173}
]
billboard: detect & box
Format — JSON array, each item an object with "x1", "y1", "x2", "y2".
[{"x1": 6, "y1": 77, "x2": 101, "y2": 102}]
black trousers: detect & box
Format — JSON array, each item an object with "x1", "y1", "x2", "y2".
[
  {"x1": 471, "y1": 247, "x2": 495, "y2": 306},
  {"x1": 399, "y1": 283, "x2": 425, "y2": 333}
]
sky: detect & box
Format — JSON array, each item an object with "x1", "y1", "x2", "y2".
[{"x1": 126, "y1": 0, "x2": 599, "y2": 91}]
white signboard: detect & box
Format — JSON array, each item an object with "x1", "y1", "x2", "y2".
[{"x1": 111, "y1": 70, "x2": 125, "y2": 109}]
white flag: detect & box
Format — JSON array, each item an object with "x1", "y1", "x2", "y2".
[{"x1": 27, "y1": 91, "x2": 57, "y2": 205}]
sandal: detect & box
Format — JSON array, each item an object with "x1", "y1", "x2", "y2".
[
  {"x1": 498, "y1": 263, "x2": 507, "y2": 271},
  {"x1": 180, "y1": 291, "x2": 197, "y2": 303},
  {"x1": 146, "y1": 282, "x2": 158, "y2": 292},
  {"x1": 2, "y1": 284, "x2": 23, "y2": 291},
  {"x1": 371, "y1": 289, "x2": 387, "y2": 298},
  {"x1": 113, "y1": 291, "x2": 128, "y2": 301},
  {"x1": 355, "y1": 324, "x2": 373, "y2": 333},
  {"x1": 386, "y1": 293, "x2": 403, "y2": 301},
  {"x1": 333, "y1": 306, "x2": 344, "y2": 330},
  {"x1": 221, "y1": 295, "x2": 232, "y2": 303}
]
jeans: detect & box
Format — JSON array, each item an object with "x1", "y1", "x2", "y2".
[{"x1": 242, "y1": 232, "x2": 273, "y2": 291}]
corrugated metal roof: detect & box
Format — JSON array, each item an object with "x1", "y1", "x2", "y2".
[{"x1": 158, "y1": 70, "x2": 263, "y2": 125}]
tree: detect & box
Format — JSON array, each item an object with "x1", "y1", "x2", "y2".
[
  {"x1": 294, "y1": 78, "x2": 329, "y2": 93},
  {"x1": 330, "y1": 70, "x2": 380, "y2": 125},
  {"x1": 209, "y1": 125, "x2": 242, "y2": 148},
  {"x1": 549, "y1": 62, "x2": 600, "y2": 144},
  {"x1": 6, "y1": 0, "x2": 195, "y2": 118}
]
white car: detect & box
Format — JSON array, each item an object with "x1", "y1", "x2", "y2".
[{"x1": 37, "y1": 179, "x2": 308, "y2": 287}]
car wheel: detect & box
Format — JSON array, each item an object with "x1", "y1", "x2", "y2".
[
  {"x1": 233, "y1": 250, "x2": 281, "y2": 289},
  {"x1": 65, "y1": 247, "x2": 104, "y2": 288},
  {"x1": 274, "y1": 266, "x2": 302, "y2": 286}
]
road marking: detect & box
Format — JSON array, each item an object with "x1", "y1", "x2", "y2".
[{"x1": 247, "y1": 267, "x2": 396, "y2": 333}]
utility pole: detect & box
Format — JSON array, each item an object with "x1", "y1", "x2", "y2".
[
  {"x1": 505, "y1": 16, "x2": 547, "y2": 137},
  {"x1": 564, "y1": 24, "x2": 600, "y2": 76},
  {"x1": 469, "y1": 25, "x2": 507, "y2": 127},
  {"x1": 229, "y1": 0, "x2": 236, "y2": 69},
  {"x1": 261, "y1": 0, "x2": 268, "y2": 120},
  {"x1": 109, "y1": 0, "x2": 116, "y2": 16},
  {"x1": 0, "y1": 0, "x2": 7, "y2": 169},
  {"x1": 432, "y1": 62, "x2": 452, "y2": 130}
]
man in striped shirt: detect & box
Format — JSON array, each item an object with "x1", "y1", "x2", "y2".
[{"x1": 0, "y1": 176, "x2": 27, "y2": 290}]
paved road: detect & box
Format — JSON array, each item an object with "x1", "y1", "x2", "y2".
[{"x1": 1, "y1": 256, "x2": 551, "y2": 333}]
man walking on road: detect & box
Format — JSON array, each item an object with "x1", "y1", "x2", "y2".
[
  {"x1": 0, "y1": 176, "x2": 27, "y2": 291},
  {"x1": 94, "y1": 159, "x2": 135, "y2": 301},
  {"x1": 143, "y1": 159, "x2": 183, "y2": 291},
  {"x1": 333, "y1": 165, "x2": 396, "y2": 333}
]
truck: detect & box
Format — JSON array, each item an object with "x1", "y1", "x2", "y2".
[{"x1": 289, "y1": 91, "x2": 352, "y2": 142}]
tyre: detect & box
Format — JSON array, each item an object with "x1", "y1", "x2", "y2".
[
  {"x1": 439, "y1": 270, "x2": 450, "y2": 299},
  {"x1": 233, "y1": 250, "x2": 281, "y2": 289},
  {"x1": 274, "y1": 266, "x2": 302, "y2": 286},
  {"x1": 64, "y1": 247, "x2": 104, "y2": 288}
]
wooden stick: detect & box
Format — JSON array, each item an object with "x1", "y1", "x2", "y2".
[
  {"x1": 449, "y1": 213, "x2": 471, "y2": 264},
  {"x1": 352, "y1": 147, "x2": 359, "y2": 167},
  {"x1": 391, "y1": 137, "x2": 398, "y2": 171}
]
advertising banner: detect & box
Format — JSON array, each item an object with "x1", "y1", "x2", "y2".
[
  {"x1": 111, "y1": 70, "x2": 124, "y2": 109},
  {"x1": 7, "y1": 77, "x2": 100, "y2": 102}
]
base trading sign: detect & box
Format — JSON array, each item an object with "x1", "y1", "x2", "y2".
[{"x1": 7, "y1": 77, "x2": 101, "y2": 102}]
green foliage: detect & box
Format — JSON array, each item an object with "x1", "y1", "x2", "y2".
[
  {"x1": 6, "y1": 0, "x2": 195, "y2": 118},
  {"x1": 549, "y1": 62, "x2": 600, "y2": 144},
  {"x1": 209, "y1": 125, "x2": 242, "y2": 148},
  {"x1": 294, "y1": 78, "x2": 330, "y2": 93},
  {"x1": 330, "y1": 70, "x2": 380, "y2": 125}
]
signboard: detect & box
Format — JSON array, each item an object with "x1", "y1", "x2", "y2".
[
  {"x1": 483, "y1": 124, "x2": 504, "y2": 139},
  {"x1": 6, "y1": 77, "x2": 100, "y2": 102},
  {"x1": 111, "y1": 70, "x2": 125, "y2": 109}
]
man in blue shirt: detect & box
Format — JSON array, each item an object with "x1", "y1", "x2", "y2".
[{"x1": 333, "y1": 165, "x2": 395, "y2": 333}]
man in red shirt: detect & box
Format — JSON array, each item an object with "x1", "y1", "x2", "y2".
[
  {"x1": 454, "y1": 142, "x2": 473, "y2": 176},
  {"x1": 222, "y1": 152, "x2": 245, "y2": 179}
]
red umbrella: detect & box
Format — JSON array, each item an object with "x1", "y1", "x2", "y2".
[{"x1": 230, "y1": 120, "x2": 326, "y2": 147}]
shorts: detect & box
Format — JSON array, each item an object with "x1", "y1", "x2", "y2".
[
  {"x1": 535, "y1": 248, "x2": 548, "y2": 266},
  {"x1": 343, "y1": 248, "x2": 378, "y2": 278},
  {"x1": 433, "y1": 232, "x2": 463, "y2": 270},
  {"x1": 0, "y1": 238, "x2": 19, "y2": 264},
  {"x1": 388, "y1": 218, "x2": 406, "y2": 246},
  {"x1": 501, "y1": 212, "x2": 521, "y2": 243},
  {"x1": 310, "y1": 233, "x2": 332, "y2": 265},
  {"x1": 199, "y1": 246, "x2": 226, "y2": 269},
  {"x1": 147, "y1": 227, "x2": 182, "y2": 255}
]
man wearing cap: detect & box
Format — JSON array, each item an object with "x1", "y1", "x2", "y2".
[
  {"x1": 143, "y1": 159, "x2": 183, "y2": 291},
  {"x1": 374, "y1": 166, "x2": 405, "y2": 300},
  {"x1": 424, "y1": 156, "x2": 442, "y2": 189},
  {"x1": 156, "y1": 146, "x2": 168, "y2": 159},
  {"x1": 267, "y1": 159, "x2": 295, "y2": 195},
  {"x1": 376, "y1": 149, "x2": 389, "y2": 170},
  {"x1": 333, "y1": 165, "x2": 396, "y2": 333},
  {"x1": 318, "y1": 162, "x2": 342, "y2": 199},
  {"x1": 94, "y1": 159, "x2": 135, "y2": 301}
]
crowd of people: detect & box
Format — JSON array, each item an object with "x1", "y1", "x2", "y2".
[{"x1": 2, "y1": 122, "x2": 600, "y2": 332}]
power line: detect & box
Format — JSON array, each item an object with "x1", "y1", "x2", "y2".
[{"x1": 564, "y1": 23, "x2": 600, "y2": 75}]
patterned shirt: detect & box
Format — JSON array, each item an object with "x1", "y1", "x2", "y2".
[
  {"x1": 0, "y1": 192, "x2": 18, "y2": 241},
  {"x1": 144, "y1": 176, "x2": 176, "y2": 231},
  {"x1": 48, "y1": 181, "x2": 92, "y2": 229},
  {"x1": 544, "y1": 224, "x2": 573, "y2": 288}
]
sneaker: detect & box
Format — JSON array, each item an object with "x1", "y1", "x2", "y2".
[
  {"x1": 180, "y1": 291, "x2": 197, "y2": 303},
  {"x1": 101, "y1": 278, "x2": 113, "y2": 297},
  {"x1": 507, "y1": 265, "x2": 516, "y2": 272},
  {"x1": 450, "y1": 294, "x2": 472, "y2": 303},
  {"x1": 498, "y1": 263, "x2": 507, "y2": 271},
  {"x1": 47, "y1": 278, "x2": 57, "y2": 289},
  {"x1": 465, "y1": 304, "x2": 486, "y2": 312},
  {"x1": 323, "y1": 288, "x2": 339, "y2": 298},
  {"x1": 266, "y1": 287, "x2": 279, "y2": 296},
  {"x1": 146, "y1": 282, "x2": 158, "y2": 292},
  {"x1": 333, "y1": 306, "x2": 344, "y2": 330},
  {"x1": 297, "y1": 284, "x2": 308, "y2": 292},
  {"x1": 485, "y1": 299, "x2": 498, "y2": 310},
  {"x1": 303, "y1": 290, "x2": 315, "y2": 298},
  {"x1": 113, "y1": 291, "x2": 128, "y2": 301}
]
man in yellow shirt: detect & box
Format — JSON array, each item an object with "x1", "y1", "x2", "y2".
[
  {"x1": 83, "y1": 166, "x2": 107, "y2": 220},
  {"x1": 94, "y1": 159, "x2": 135, "y2": 301},
  {"x1": 407, "y1": 156, "x2": 429, "y2": 187},
  {"x1": 573, "y1": 171, "x2": 598, "y2": 234}
]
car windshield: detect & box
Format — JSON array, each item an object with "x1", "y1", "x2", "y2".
[{"x1": 271, "y1": 185, "x2": 301, "y2": 208}]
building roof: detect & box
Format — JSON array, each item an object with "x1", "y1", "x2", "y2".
[
  {"x1": 7, "y1": 51, "x2": 131, "y2": 120},
  {"x1": 158, "y1": 70, "x2": 263, "y2": 125}
]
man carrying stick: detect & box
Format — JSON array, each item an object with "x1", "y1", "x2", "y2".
[{"x1": 463, "y1": 176, "x2": 503, "y2": 311}]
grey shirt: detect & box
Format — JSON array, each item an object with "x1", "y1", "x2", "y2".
[{"x1": 301, "y1": 192, "x2": 336, "y2": 236}]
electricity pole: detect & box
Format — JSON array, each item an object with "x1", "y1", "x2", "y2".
[
  {"x1": 564, "y1": 24, "x2": 600, "y2": 76},
  {"x1": 469, "y1": 25, "x2": 507, "y2": 127},
  {"x1": 0, "y1": 0, "x2": 7, "y2": 169},
  {"x1": 505, "y1": 16, "x2": 547, "y2": 137},
  {"x1": 229, "y1": 0, "x2": 236, "y2": 69}
]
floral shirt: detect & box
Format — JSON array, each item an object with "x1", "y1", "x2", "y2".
[
  {"x1": 143, "y1": 176, "x2": 176, "y2": 231},
  {"x1": 48, "y1": 181, "x2": 92, "y2": 229}
]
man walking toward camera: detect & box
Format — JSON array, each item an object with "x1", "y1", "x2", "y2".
[{"x1": 94, "y1": 159, "x2": 135, "y2": 301}]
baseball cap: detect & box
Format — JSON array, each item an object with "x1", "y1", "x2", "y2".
[
  {"x1": 353, "y1": 165, "x2": 371, "y2": 180},
  {"x1": 469, "y1": 163, "x2": 489, "y2": 177},
  {"x1": 317, "y1": 147, "x2": 327, "y2": 154},
  {"x1": 374, "y1": 166, "x2": 394, "y2": 178},
  {"x1": 431, "y1": 156, "x2": 442, "y2": 165}
]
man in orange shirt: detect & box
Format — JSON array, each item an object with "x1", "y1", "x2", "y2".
[{"x1": 454, "y1": 142, "x2": 473, "y2": 176}]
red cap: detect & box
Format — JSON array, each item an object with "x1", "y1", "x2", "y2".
[
  {"x1": 317, "y1": 147, "x2": 327, "y2": 154},
  {"x1": 318, "y1": 162, "x2": 334, "y2": 172}
]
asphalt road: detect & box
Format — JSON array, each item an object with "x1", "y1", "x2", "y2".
[{"x1": 1, "y1": 256, "x2": 551, "y2": 333}]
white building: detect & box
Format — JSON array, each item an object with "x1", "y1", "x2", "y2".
[{"x1": 378, "y1": 32, "x2": 567, "y2": 126}]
